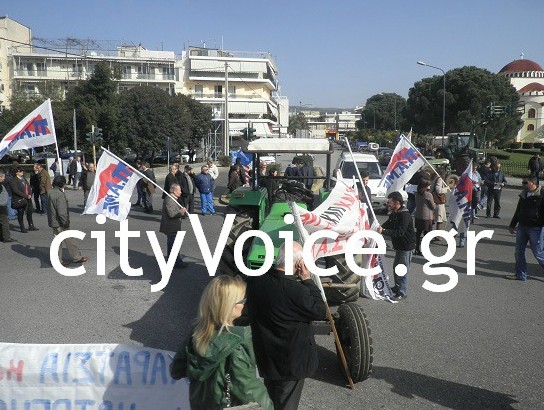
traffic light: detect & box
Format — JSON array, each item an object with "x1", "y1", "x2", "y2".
[
  {"x1": 247, "y1": 127, "x2": 256, "y2": 139},
  {"x1": 86, "y1": 131, "x2": 94, "y2": 144},
  {"x1": 94, "y1": 127, "x2": 103, "y2": 141}
]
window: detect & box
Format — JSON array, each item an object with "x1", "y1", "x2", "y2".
[
  {"x1": 528, "y1": 108, "x2": 536, "y2": 118},
  {"x1": 228, "y1": 85, "x2": 236, "y2": 97},
  {"x1": 214, "y1": 85, "x2": 223, "y2": 98},
  {"x1": 195, "y1": 85, "x2": 203, "y2": 97},
  {"x1": 123, "y1": 66, "x2": 132, "y2": 74},
  {"x1": 527, "y1": 124, "x2": 535, "y2": 131}
]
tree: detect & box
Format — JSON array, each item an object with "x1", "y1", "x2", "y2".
[
  {"x1": 358, "y1": 93, "x2": 406, "y2": 132},
  {"x1": 288, "y1": 112, "x2": 309, "y2": 135},
  {"x1": 405, "y1": 66, "x2": 522, "y2": 146}
]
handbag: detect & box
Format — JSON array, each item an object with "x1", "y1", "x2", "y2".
[
  {"x1": 432, "y1": 192, "x2": 446, "y2": 205},
  {"x1": 11, "y1": 197, "x2": 27, "y2": 210}
]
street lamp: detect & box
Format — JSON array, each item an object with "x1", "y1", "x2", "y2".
[{"x1": 417, "y1": 60, "x2": 446, "y2": 142}]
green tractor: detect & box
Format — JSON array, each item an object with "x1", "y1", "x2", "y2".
[{"x1": 218, "y1": 138, "x2": 373, "y2": 383}]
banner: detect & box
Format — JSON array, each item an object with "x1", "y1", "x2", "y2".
[
  {"x1": 0, "y1": 99, "x2": 57, "y2": 161},
  {"x1": 449, "y1": 161, "x2": 473, "y2": 230},
  {"x1": 0, "y1": 342, "x2": 189, "y2": 409},
  {"x1": 378, "y1": 136, "x2": 426, "y2": 195},
  {"x1": 293, "y1": 177, "x2": 366, "y2": 259},
  {"x1": 83, "y1": 149, "x2": 142, "y2": 221}
]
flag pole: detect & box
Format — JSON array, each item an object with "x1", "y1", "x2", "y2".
[
  {"x1": 100, "y1": 147, "x2": 188, "y2": 213},
  {"x1": 402, "y1": 136, "x2": 450, "y2": 191},
  {"x1": 289, "y1": 201, "x2": 355, "y2": 389},
  {"x1": 47, "y1": 99, "x2": 64, "y2": 177},
  {"x1": 343, "y1": 137, "x2": 378, "y2": 223}
]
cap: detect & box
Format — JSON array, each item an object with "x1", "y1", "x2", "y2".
[{"x1": 184, "y1": 164, "x2": 192, "y2": 170}]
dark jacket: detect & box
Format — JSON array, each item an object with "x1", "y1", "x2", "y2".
[
  {"x1": 39, "y1": 169, "x2": 52, "y2": 194},
  {"x1": 30, "y1": 172, "x2": 41, "y2": 193},
  {"x1": 510, "y1": 186, "x2": 544, "y2": 228},
  {"x1": 162, "y1": 173, "x2": 178, "y2": 199},
  {"x1": 81, "y1": 169, "x2": 96, "y2": 192},
  {"x1": 8, "y1": 176, "x2": 30, "y2": 201},
  {"x1": 284, "y1": 165, "x2": 300, "y2": 178},
  {"x1": 381, "y1": 207, "x2": 416, "y2": 251},
  {"x1": 246, "y1": 268, "x2": 327, "y2": 380},
  {"x1": 177, "y1": 171, "x2": 195, "y2": 196},
  {"x1": 528, "y1": 156, "x2": 541, "y2": 173},
  {"x1": 484, "y1": 171, "x2": 507, "y2": 188},
  {"x1": 227, "y1": 168, "x2": 241, "y2": 193},
  {"x1": 170, "y1": 326, "x2": 273, "y2": 410},
  {"x1": 300, "y1": 164, "x2": 316, "y2": 189},
  {"x1": 195, "y1": 172, "x2": 213, "y2": 194},
  {"x1": 47, "y1": 186, "x2": 70, "y2": 229},
  {"x1": 159, "y1": 196, "x2": 183, "y2": 235}
]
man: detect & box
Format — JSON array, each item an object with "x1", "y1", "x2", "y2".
[
  {"x1": 47, "y1": 176, "x2": 89, "y2": 267},
  {"x1": 528, "y1": 153, "x2": 542, "y2": 185},
  {"x1": 159, "y1": 183, "x2": 187, "y2": 269},
  {"x1": 377, "y1": 191, "x2": 416, "y2": 301},
  {"x1": 484, "y1": 162, "x2": 507, "y2": 218},
  {"x1": 194, "y1": 165, "x2": 215, "y2": 216},
  {"x1": 246, "y1": 242, "x2": 326, "y2": 410},
  {"x1": 67, "y1": 157, "x2": 75, "y2": 186},
  {"x1": 133, "y1": 160, "x2": 144, "y2": 207},
  {"x1": 30, "y1": 163, "x2": 42, "y2": 213},
  {"x1": 507, "y1": 176, "x2": 544, "y2": 281},
  {"x1": 477, "y1": 159, "x2": 492, "y2": 210},
  {"x1": 162, "y1": 163, "x2": 179, "y2": 199},
  {"x1": 359, "y1": 170, "x2": 373, "y2": 223},
  {"x1": 73, "y1": 156, "x2": 83, "y2": 190},
  {"x1": 81, "y1": 162, "x2": 96, "y2": 208},
  {"x1": 9, "y1": 167, "x2": 38, "y2": 233},
  {"x1": 177, "y1": 164, "x2": 195, "y2": 213},
  {"x1": 207, "y1": 159, "x2": 219, "y2": 194},
  {"x1": 38, "y1": 163, "x2": 52, "y2": 214},
  {"x1": 139, "y1": 162, "x2": 156, "y2": 214},
  {"x1": 284, "y1": 163, "x2": 299, "y2": 179},
  {"x1": 0, "y1": 171, "x2": 14, "y2": 242},
  {"x1": 300, "y1": 161, "x2": 316, "y2": 191}
]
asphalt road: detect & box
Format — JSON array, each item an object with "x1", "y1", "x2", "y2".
[{"x1": 1, "y1": 147, "x2": 543, "y2": 409}]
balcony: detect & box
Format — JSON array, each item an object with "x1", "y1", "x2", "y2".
[
  {"x1": 121, "y1": 73, "x2": 175, "y2": 81},
  {"x1": 189, "y1": 92, "x2": 266, "y2": 100}
]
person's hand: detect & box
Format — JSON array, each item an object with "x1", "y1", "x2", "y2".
[
  {"x1": 376, "y1": 225, "x2": 383, "y2": 234},
  {"x1": 295, "y1": 259, "x2": 311, "y2": 281},
  {"x1": 509, "y1": 228, "x2": 516, "y2": 235},
  {"x1": 180, "y1": 207, "x2": 187, "y2": 216}
]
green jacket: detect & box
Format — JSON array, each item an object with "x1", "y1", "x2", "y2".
[{"x1": 170, "y1": 326, "x2": 273, "y2": 410}]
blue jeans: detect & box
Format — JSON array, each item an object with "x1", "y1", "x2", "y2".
[
  {"x1": 200, "y1": 192, "x2": 215, "y2": 215},
  {"x1": 515, "y1": 225, "x2": 544, "y2": 280},
  {"x1": 166, "y1": 234, "x2": 184, "y2": 266},
  {"x1": 393, "y1": 250, "x2": 413, "y2": 296}
]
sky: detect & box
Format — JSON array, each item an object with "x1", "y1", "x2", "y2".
[{"x1": 3, "y1": 0, "x2": 543, "y2": 109}]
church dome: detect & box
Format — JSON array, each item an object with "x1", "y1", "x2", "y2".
[
  {"x1": 518, "y1": 82, "x2": 544, "y2": 93},
  {"x1": 499, "y1": 59, "x2": 543, "y2": 74}
]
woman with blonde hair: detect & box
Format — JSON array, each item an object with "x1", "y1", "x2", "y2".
[
  {"x1": 170, "y1": 276, "x2": 273, "y2": 410},
  {"x1": 414, "y1": 178, "x2": 435, "y2": 255}
]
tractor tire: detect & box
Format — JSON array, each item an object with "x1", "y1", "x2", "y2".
[
  {"x1": 335, "y1": 302, "x2": 373, "y2": 383},
  {"x1": 323, "y1": 255, "x2": 361, "y2": 305},
  {"x1": 218, "y1": 207, "x2": 257, "y2": 277}
]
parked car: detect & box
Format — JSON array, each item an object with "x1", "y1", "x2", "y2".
[
  {"x1": 34, "y1": 151, "x2": 57, "y2": 164},
  {"x1": 378, "y1": 148, "x2": 394, "y2": 166}
]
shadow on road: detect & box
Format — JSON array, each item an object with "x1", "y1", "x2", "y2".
[
  {"x1": 10, "y1": 243, "x2": 53, "y2": 268},
  {"x1": 372, "y1": 366, "x2": 518, "y2": 409}
]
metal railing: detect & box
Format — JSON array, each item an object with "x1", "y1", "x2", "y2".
[{"x1": 497, "y1": 161, "x2": 530, "y2": 177}]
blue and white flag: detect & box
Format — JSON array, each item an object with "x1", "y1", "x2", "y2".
[{"x1": 449, "y1": 161, "x2": 473, "y2": 230}]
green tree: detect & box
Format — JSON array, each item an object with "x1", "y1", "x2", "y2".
[
  {"x1": 405, "y1": 66, "x2": 522, "y2": 146},
  {"x1": 288, "y1": 112, "x2": 309, "y2": 135},
  {"x1": 180, "y1": 94, "x2": 213, "y2": 147},
  {"x1": 358, "y1": 93, "x2": 406, "y2": 132}
]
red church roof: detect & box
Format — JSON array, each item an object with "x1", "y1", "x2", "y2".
[
  {"x1": 518, "y1": 82, "x2": 544, "y2": 93},
  {"x1": 499, "y1": 59, "x2": 543, "y2": 73}
]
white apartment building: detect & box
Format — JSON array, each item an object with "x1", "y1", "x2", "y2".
[
  {"x1": 0, "y1": 17, "x2": 287, "y2": 144},
  {"x1": 293, "y1": 109, "x2": 360, "y2": 139}
]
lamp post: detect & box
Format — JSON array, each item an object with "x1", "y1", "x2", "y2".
[{"x1": 417, "y1": 60, "x2": 446, "y2": 142}]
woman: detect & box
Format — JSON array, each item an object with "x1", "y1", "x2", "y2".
[
  {"x1": 432, "y1": 170, "x2": 447, "y2": 234},
  {"x1": 8, "y1": 167, "x2": 38, "y2": 233},
  {"x1": 414, "y1": 179, "x2": 435, "y2": 255},
  {"x1": 170, "y1": 276, "x2": 273, "y2": 410},
  {"x1": 267, "y1": 168, "x2": 280, "y2": 198},
  {"x1": 227, "y1": 165, "x2": 241, "y2": 193}
]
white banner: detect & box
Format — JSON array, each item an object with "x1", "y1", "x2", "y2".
[
  {"x1": 0, "y1": 99, "x2": 57, "y2": 161},
  {"x1": 293, "y1": 177, "x2": 366, "y2": 258},
  {"x1": 0, "y1": 343, "x2": 189, "y2": 409},
  {"x1": 83, "y1": 149, "x2": 142, "y2": 221},
  {"x1": 378, "y1": 136, "x2": 426, "y2": 195}
]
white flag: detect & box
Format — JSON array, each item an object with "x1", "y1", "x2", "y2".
[
  {"x1": 448, "y1": 161, "x2": 473, "y2": 230},
  {"x1": 378, "y1": 136, "x2": 426, "y2": 195},
  {"x1": 83, "y1": 149, "x2": 142, "y2": 221},
  {"x1": 0, "y1": 99, "x2": 57, "y2": 161}
]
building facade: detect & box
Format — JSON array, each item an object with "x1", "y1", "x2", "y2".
[{"x1": 498, "y1": 57, "x2": 544, "y2": 143}]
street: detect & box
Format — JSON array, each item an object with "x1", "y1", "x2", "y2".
[{"x1": 1, "y1": 149, "x2": 543, "y2": 409}]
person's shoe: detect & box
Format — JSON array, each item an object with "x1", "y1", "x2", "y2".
[
  {"x1": 493, "y1": 215, "x2": 500, "y2": 219},
  {"x1": 473, "y1": 215, "x2": 479, "y2": 220},
  {"x1": 486, "y1": 215, "x2": 491, "y2": 218},
  {"x1": 3, "y1": 238, "x2": 16, "y2": 243},
  {"x1": 201, "y1": 213, "x2": 206, "y2": 216},
  {"x1": 20, "y1": 228, "x2": 28, "y2": 233},
  {"x1": 28, "y1": 225, "x2": 39, "y2": 231},
  {"x1": 211, "y1": 212, "x2": 216, "y2": 216},
  {"x1": 61, "y1": 260, "x2": 72, "y2": 267},
  {"x1": 174, "y1": 261, "x2": 188, "y2": 269},
  {"x1": 477, "y1": 204, "x2": 483, "y2": 210},
  {"x1": 394, "y1": 293, "x2": 408, "y2": 301},
  {"x1": 505, "y1": 274, "x2": 526, "y2": 281},
  {"x1": 390, "y1": 286, "x2": 399, "y2": 294},
  {"x1": 74, "y1": 256, "x2": 90, "y2": 264},
  {"x1": 414, "y1": 249, "x2": 422, "y2": 256}
]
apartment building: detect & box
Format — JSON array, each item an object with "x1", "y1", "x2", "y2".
[{"x1": 293, "y1": 108, "x2": 360, "y2": 139}]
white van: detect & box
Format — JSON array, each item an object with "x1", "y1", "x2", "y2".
[{"x1": 335, "y1": 152, "x2": 387, "y2": 212}]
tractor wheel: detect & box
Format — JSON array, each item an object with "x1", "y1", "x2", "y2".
[
  {"x1": 323, "y1": 256, "x2": 361, "y2": 304},
  {"x1": 335, "y1": 302, "x2": 373, "y2": 383},
  {"x1": 218, "y1": 207, "x2": 257, "y2": 276}
]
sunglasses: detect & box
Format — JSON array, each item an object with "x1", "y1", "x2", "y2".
[{"x1": 235, "y1": 298, "x2": 246, "y2": 305}]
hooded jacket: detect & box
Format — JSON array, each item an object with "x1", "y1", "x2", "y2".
[
  {"x1": 170, "y1": 326, "x2": 273, "y2": 410},
  {"x1": 510, "y1": 185, "x2": 544, "y2": 228}
]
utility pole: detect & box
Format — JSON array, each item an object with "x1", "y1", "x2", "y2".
[
  {"x1": 73, "y1": 109, "x2": 77, "y2": 152},
  {"x1": 224, "y1": 61, "x2": 229, "y2": 156}
]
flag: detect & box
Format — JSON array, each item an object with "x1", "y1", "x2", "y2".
[
  {"x1": 0, "y1": 99, "x2": 57, "y2": 161},
  {"x1": 406, "y1": 127, "x2": 412, "y2": 141},
  {"x1": 449, "y1": 161, "x2": 473, "y2": 230},
  {"x1": 292, "y1": 177, "x2": 367, "y2": 258},
  {"x1": 83, "y1": 149, "x2": 142, "y2": 221},
  {"x1": 378, "y1": 136, "x2": 426, "y2": 195}
]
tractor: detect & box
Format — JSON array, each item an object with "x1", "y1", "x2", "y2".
[{"x1": 218, "y1": 137, "x2": 373, "y2": 383}]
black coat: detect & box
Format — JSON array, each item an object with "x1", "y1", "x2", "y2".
[
  {"x1": 162, "y1": 173, "x2": 178, "y2": 199},
  {"x1": 246, "y1": 268, "x2": 326, "y2": 381},
  {"x1": 510, "y1": 187, "x2": 544, "y2": 228},
  {"x1": 381, "y1": 207, "x2": 416, "y2": 251},
  {"x1": 8, "y1": 176, "x2": 30, "y2": 201}
]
